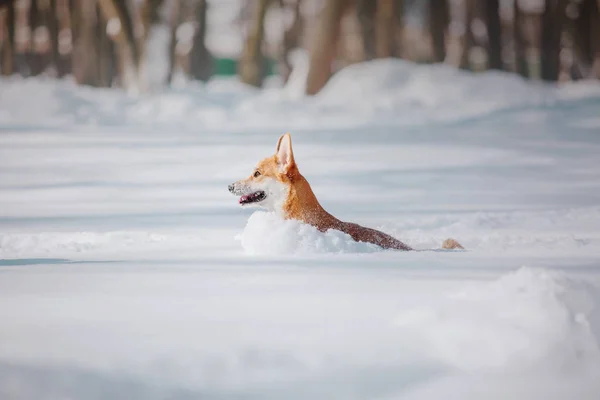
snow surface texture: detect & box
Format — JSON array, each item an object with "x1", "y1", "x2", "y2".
[
  {"x1": 238, "y1": 212, "x2": 381, "y2": 255},
  {"x1": 1, "y1": 59, "x2": 600, "y2": 399}
]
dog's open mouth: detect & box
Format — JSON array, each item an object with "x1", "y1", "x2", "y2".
[{"x1": 239, "y1": 191, "x2": 266, "y2": 205}]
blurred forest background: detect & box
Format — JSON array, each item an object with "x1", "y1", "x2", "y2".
[{"x1": 0, "y1": 0, "x2": 599, "y2": 95}]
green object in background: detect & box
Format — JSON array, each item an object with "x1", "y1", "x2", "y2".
[
  {"x1": 214, "y1": 58, "x2": 237, "y2": 76},
  {"x1": 213, "y1": 57, "x2": 276, "y2": 76}
]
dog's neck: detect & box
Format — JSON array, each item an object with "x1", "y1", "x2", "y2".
[{"x1": 281, "y1": 173, "x2": 341, "y2": 232}]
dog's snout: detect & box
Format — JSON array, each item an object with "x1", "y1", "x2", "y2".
[{"x1": 228, "y1": 183, "x2": 235, "y2": 193}]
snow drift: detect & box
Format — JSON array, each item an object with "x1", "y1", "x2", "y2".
[
  {"x1": 397, "y1": 267, "x2": 600, "y2": 371},
  {"x1": 2, "y1": 58, "x2": 600, "y2": 399},
  {"x1": 238, "y1": 211, "x2": 382, "y2": 255},
  {"x1": 2, "y1": 59, "x2": 600, "y2": 131}
]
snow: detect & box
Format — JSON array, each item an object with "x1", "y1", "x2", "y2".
[
  {"x1": 205, "y1": 0, "x2": 244, "y2": 58},
  {"x1": 239, "y1": 211, "x2": 381, "y2": 255},
  {"x1": 106, "y1": 17, "x2": 122, "y2": 37},
  {"x1": 1, "y1": 59, "x2": 600, "y2": 399},
  {"x1": 397, "y1": 267, "x2": 600, "y2": 369}
]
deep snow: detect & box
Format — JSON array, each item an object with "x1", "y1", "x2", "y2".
[{"x1": 1, "y1": 60, "x2": 600, "y2": 399}]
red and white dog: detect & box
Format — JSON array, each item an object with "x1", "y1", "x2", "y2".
[{"x1": 229, "y1": 133, "x2": 463, "y2": 250}]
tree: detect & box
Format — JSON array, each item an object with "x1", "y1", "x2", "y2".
[
  {"x1": 48, "y1": 0, "x2": 60, "y2": 75},
  {"x1": 572, "y1": 0, "x2": 600, "y2": 78},
  {"x1": 189, "y1": 0, "x2": 212, "y2": 82},
  {"x1": 513, "y1": 0, "x2": 528, "y2": 77},
  {"x1": 429, "y1": 0, "x2": 449, "y2": 62},
  {"x1": 460, "y1": 0, "x2": 475, "y2": 70},
  {"x1": 140, "y1": 0, "x2": 164, "y2": 46},
  {"x1": 238, "y1": 0, "x2": 271, "y2": 87},
  {"x1": 137, "y1": 0, "x2": 168, "y2": 87},
  {"x1": 589, "y1": 0, "x2": 600, "y2": 79},
  {"x1": 69, "y1": 0, "x2": 78, "y2": 63},
  {"x1": 0, "y1": 0, "x2": 15, "y2": 75},
  {"x1": 357, "y1": 0, "x2": 376, "y2": 60},
  {"x1": 166, "y1": 0, "x2": 180, "y2": 84},
  {"x1": 28, "y1": 0, "x2": 44, "y2": 75},
  {"x1": 279, "y1": 0, "x2": 303, "y2": 83},
  {"x1": 97, "y1": 0, "x2": 141, "y2": 92},
  {"x1": 96, "y1": 3, "x2": 115, "y2": 86},
  {"x1": 540, "y1": 0, "x2": 566, "y2": 81},
  {"x1": 485, "y1": 0, "x2": 502, "y2": 70},
  {"x1": 71, "y1": 0, "x2": 104, "y2": 86},
  {"x1": 375, "y1": 0, "x2": 402, "y2": 58},
  {"x1": 591, "y1": 0, "x2": 600, "y2": 78},
  {"x1": 305, "y1": 0, "x2": 349, "y2": 95}
]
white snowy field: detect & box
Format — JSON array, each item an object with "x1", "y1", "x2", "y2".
[{"x1": 1, "y1": 60, "x2": 600, "y2": 399}]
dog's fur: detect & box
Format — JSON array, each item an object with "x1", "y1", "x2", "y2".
[{"x1": 229, "y1": 133, "x2": 463, "y2": 251}]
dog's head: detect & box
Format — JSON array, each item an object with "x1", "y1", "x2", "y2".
[{"x1": 228, "y1": 133, "x2": 297, "y2": 212}]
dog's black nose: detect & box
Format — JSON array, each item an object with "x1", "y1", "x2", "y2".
[{"x1": 228, "y1": 184, "x2": 234, "y2": 193}]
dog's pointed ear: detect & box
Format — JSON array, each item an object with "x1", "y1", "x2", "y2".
[{"x1": 275, "y1": 132, "x2": 295, "y2": 173}]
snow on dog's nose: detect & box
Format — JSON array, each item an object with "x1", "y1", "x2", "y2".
[{"x1": 228, "y1": 181, "x2": 247, "y2": 195}]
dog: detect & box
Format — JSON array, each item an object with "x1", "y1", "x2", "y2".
[{"x1": 229, "y1": 133, "x2": 463, "y2": 251}]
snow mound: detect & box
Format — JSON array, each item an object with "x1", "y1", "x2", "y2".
[
  {"x1": 238, "y1": 212, "x2": 382, "y2": 255},
  {"x1": 281, "y1": 48, "x2": 310, "y2": 100},
  {"x1": 397, "y1": 267, "x2": 600, "y2": 371},
  {"x1": 3, "y1": 59, "x2": 600, "y2": 131},
  {"x1": 316, "y1": 59, "x2": 600, "y2": 125}
]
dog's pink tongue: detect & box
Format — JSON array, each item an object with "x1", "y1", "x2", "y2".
[{"x1": 239, "y1": 195, "x2": 249, "y2": 204}]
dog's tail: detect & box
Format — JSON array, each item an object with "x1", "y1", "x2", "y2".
[{"x1": 441, "y1": 238, "x2": 464, "y2": 250}]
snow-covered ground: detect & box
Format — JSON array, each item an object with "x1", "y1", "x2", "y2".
[{"x1": 1, "y1": 60, "x2": 600, "y2": 399}]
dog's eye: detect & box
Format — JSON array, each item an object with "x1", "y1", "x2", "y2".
[{"x1": 253, "y1": 170, "x2": 261, "y2": 178}]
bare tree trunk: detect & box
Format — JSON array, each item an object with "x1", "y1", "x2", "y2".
[
  {"x1": 573, "y1": 0, "x2": 593, "y2": 72},
  {"x1": 166, "y1": 0, "x2": 180, "y2": 84},
  {"x1": 305, "y1": 0, "x2": 348, "y2": 95},
  {"x1": 279, "y1": 0, "x2": 303, "y2": 83},
  {"x1": 190, "y1": 0, "x2": 212, "y2": 81},
  {"x1": 584, "y1": 0, "x2": 600, "y2": 79},
  {"x1": 392, "y1": 0, "x2": 403, "y2": 57},
  {"x1": 540, "y1": 0, "x2": 565, "y2": 81},
  {"x1": 39, "y1": 0, "x2": 57, "y2": 74},
  {"x1": 113, "y1": 0, "x2": 140, "y2": 64},
  {"x1": 357, "y1": 0, "x2": 376, "y2": 60},
  {"x1": 28, "y1": 0, "x2": 44, "y2": 75},
  {"x1": 54, "y1": 0, "x2": 72, "y2": 77},
  {"x1": 563, "y1": 0, "x2": 583, "y2": 79},
  {"x1": 238, "y1": 0, "x2": 271, "y2": 87},
  {"x1": 1, "y1": 0, "x2": 15, "y2": 75},
  {"x1": 460, "y1": 0, "x2": 475, "y2": 70},
  {"x1": 72, "y1": 0, "x2": 102, "y2": 86},
  {"x1": 514, "y1": 0, "x2": 528, "y2": 77},
  {"x1": 130, "y1": 0, "x2": 155, "y2": 89},
  {"x1": 139, "y1": 0, "x2": 164, "y2": 44},
  {"x1": 376, "y1": 0, "x2": 400, "y2": 58},
  {"x1": 591, "y1": 0, "x2": 600, "y2": 78},
  {"x1": 429, "y1": 0, "x2": 449, "y2": 62},
  {"x1": 96, "y1": 4, "x2": 115, "y2": 86},
  {"x1": 485, "y1": 0, "x2": 502, "y2": 69},
  {"x1": 559, "y1": 0, "x2": 600, "y2": 79},
  {"x1": 69, "y1": 0, "x2": 78, "y2": 51},
  {"x1": 97, "y1": 0, "x2": 140, "y2": 91},
  {"x1": 48, "y1": 0, "x2": 61, "y2": 76}
]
